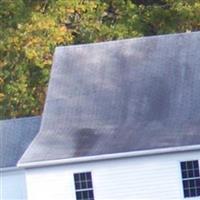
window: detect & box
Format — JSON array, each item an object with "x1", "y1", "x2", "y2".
[
  {"x1": 180, "y1": 160, "x2": 200, "y2": 198},
  {"x1": 74, "y1": 172, "x2": 94, "y2": 200}
]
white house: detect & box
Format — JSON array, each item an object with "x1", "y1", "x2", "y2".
[
  {"x1": 0, "y1": 117, "x2": 41, "y2": 200},
  {"x1": 1, "y1": 31, "x2": 200, "y2": 200}
]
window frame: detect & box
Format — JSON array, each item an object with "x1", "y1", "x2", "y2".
[
  {"x1": 180, "y1": 160, "x2": 200, "y2": 198},
  {"x1": 73, "y1": 171, "x2": 95, "y2": 200}
]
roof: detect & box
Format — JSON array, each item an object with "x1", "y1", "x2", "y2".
[
  {"x1": 19, "y1": 32, "x2": 200, "y2": 166},
  {"x1": 0, "y1": 116, "x2": 41, "y2": 168}
]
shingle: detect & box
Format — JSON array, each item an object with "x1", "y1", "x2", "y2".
[
  {"x1": 19, "y1": 32, "x2": 200, "y2": 165},
  {"x1": 0, "y1": 116, "x2": 41, "y2": 168}
]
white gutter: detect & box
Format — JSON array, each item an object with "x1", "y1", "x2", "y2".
[
  {"x1": 0, "y1": 166, "x2": 19, "y2": 172},
  {"x1": 17, "y1": 144, "x2": 200, "y2": 169}
]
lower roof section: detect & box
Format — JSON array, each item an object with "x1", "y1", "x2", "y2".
[{"x1": 0, "y1": 116, "x2": 41, "y2": 168}]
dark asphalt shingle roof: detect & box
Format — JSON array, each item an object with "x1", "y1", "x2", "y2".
[
  {"x1": 19, "y1": 32, "x2": 200, "y2": 165},
  {"x1": 0, "y1": 116, "x2": 41, "y2": 168}
]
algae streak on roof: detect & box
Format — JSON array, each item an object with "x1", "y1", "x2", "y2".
[
  {"x1": 19, "y1": 32, "x2": 200, "y2": 165},
  {"x1": 0, "y1": 116, "x2": 41, "y2": 168}
]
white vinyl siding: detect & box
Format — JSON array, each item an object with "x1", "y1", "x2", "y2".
[
  {"x1": 25, "y1": 150, "x2": 200, "y2": 200},
  {"x1": 0, "y1": 169, "x2": 27, "y2": 200}
]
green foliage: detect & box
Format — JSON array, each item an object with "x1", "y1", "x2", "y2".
[{"x1": 1, "y1": 0, "x2": 200, "y2": 119}]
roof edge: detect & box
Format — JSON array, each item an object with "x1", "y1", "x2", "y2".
[
  {"x1": 55, "y1": 31, "x2": 198, "y2": 50},
  {"x1": 18, "y1": 144, "x2": 200, "y2": 169},
  {"x1": 0, "y1": 115, "x2": 41, "y2": 123},
  {"x1": 0, "y1": 166, "x2": 21, "y2": 172}
]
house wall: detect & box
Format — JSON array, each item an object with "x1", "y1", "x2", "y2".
[
  {"x1": 0, "y1": 169, "x2": 27, "y2": 200},
  {"x1": 25, "y1": 150, "x2": 200, "y2": 200}
]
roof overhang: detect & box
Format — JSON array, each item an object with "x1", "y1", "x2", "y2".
[{"x1": 17, "y1": 144, "x2": 200, "y2": 169}]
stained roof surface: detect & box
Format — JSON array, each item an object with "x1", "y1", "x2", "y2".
[
  {"x1": 0, "y1": 116, "x2": 41, "y2": 168},
  {"x1": 19, "y1": 32, "x2": 200, "y2": 165}
]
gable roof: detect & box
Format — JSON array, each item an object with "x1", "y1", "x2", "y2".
[
  {"x1": 0, "y1": 116, "x2": 41, "y2": 168},
  {"x1": 19, "y1": 32, "x2": 200, "y2": 167}
]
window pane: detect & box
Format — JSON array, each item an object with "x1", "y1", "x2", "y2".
[
  {"x1": 89, "y1": 190, "x2": 94, "y2": 198},
  {"x1": 75, "y1": 182, "x2": 81, "y2": 190},
  {"x1": 81, "y1": 181, "x2": 87, "y2": 189},
  {"x1": 188, "y1": 170, "x2": 194, "y2": 178},
  {"x1": 187, "y1": 161, "x2": 193, "y2": 169},
  {"x1": 182, "y1": 170, "x2": 187, "y2": 179},
  {"x1": 87, "y1": 181, "x2": 93, "y2": 188},
  {"x1": 197, "y1": 188, "x2": 200, "y2": 196},
  {"x1": 80, "y1": 173, "x2": 85, "y2": 181},
  {"x1": 184, "y1": 189, "x2": 190, "y2": 198},
  {"x1": 194, "y1": 161, "x2": 199, "y2": 169},
  {"x1": 74, "y1": 174, "x2": 80, "y2": 182},
  {"x1": 183, "y1": 180, "x2": 189, "y2": 189},
  {"x1": 181, "y1": 162, "x2": 187, "y2": 170},
  {"x1": 189, "y1": 180, "x2": 195, "y2": 187},
  {"x1": 76, "y1": 191, "x2": 82, "y2": 200},
  {"x1": 86, "y1": 172, "x2": 92, "y2": 180},
  {"x1": 83, "y1": 191, "x2": 88, "y2": 198},
  {"x1": 190, "y1": 189, "x2": 196, "y2": 197},
  {"x1": 196, "y1": 179, "x2": 200, "y2": 187},
  {"x1": 195, "y1": 169, "x2": 200, "y2": 177}
]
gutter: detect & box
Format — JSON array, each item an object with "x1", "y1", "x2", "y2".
[
  {"x1": 17, "y1": 144, "x2": 200, "y2": 169},
  {"x1": 0, "y1": 166, "x2": 20, "y2": 172}
]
